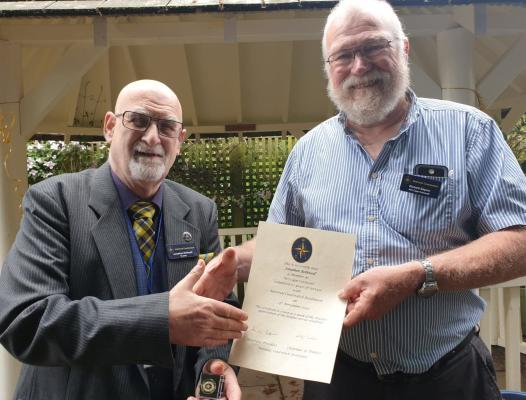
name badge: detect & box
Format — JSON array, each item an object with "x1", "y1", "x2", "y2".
[
  {"x1": 167, "y1": 243, "x2": 198, "y2": 260},
  {"x1": 400, "y1": 174, "x2": 441, "y2": 198}
]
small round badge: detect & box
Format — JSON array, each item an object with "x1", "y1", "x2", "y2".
[
  {"x1": 200, "y1": 378, "x2": 217, "y2": 395},
  {"x1": 291, "y1": 237, "x2": 312, "y2": 263},
  {"x1": 182, "y1": 231, "x2": 192, "y2": 242}
]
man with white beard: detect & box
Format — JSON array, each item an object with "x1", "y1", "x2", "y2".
[
  {"x1": 194, "y1": 1, "x2": 526, "y2": 399},
  {"x1": 0, "y1": 80, "x2": 247, "y2": 400}
]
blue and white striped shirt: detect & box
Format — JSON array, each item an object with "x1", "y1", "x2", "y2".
[{"x1": 267, "y1": 90, "x2": 526, "y2": 374}]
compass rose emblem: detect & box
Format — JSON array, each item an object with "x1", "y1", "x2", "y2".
[{"x1": 291, "y1": 237, "x2": 312, "y2": 263}]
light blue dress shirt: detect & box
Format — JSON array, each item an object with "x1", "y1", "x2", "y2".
[{"x1": 267, "y1": 90, "x2": 526, "y2": 374}]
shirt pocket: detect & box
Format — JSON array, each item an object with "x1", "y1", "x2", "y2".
[{"x1": 381, "y1": 173, "x2": 454, "y2": 234}]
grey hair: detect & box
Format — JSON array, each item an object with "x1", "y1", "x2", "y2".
[{"x1": 322, "y1": 0, "x2": 407, "y2": 63}]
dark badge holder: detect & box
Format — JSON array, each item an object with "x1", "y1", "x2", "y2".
[{"x1": 199, "y1": 373, "x2": 225, "y2": 399}]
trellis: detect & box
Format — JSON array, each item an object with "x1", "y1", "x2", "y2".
[{"x1": 168, "y1": 135, "x2": 297, "y2": 228}]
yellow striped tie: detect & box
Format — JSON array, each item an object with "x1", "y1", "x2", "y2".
[{"x1": 129, "y1": 201, "x2": 156, "y2": 276}]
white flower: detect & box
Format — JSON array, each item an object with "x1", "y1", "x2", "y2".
[{"x1": 43, "y1": 161, "x2": 56, "y2": 169}]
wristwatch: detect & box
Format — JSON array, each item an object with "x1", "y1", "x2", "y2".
[{"x1": 417, "y1": 259, "x2": 439, "y2": 298}]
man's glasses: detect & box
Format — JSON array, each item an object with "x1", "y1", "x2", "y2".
[
  {"x1": 115, "y1": 111, "x2": 183, "y2": 139},
  {"x1": 326, "y1": 39, "x2": 393, "y2": 69}
]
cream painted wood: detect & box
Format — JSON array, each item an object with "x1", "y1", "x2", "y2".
[
  {"x1": 437, "y1": 27, "x2": 476, "y2": 106},
  {"x1": 478, "y1": 35, "x2": 526, "y2": 106},
  {"x1": 20, "y1": 44, "x2": 106, "y2": 138},
  {"x1": 0, "y1": 41, "x2": 24, "y2": 400}
]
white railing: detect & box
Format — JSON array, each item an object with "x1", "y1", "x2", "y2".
[
  {"x1": 219, "y1": 227, "x2": 525, "y2": 390},
  {"x1": 480, "y1": 278, "x2": 526, "y2": 391}
]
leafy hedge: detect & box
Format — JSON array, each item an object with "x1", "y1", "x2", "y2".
[{"x1": 26, "y1": 116, "x2": 526, "y2": 227}]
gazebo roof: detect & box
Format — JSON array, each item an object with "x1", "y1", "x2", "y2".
[
  {"x1": 1, "y1": 0, "x2": 525, "y2": 139},
  {"x1": 0, "y1": 0, "x2": 526, "y2": 17}
]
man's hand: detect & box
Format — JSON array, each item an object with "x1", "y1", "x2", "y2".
[
  {"x1": 193, "y1": 248, "x2": 238, "y2": 301},
  {"x1": 339, "y1": 263, "x2": 423, "y2": 328},
  {"x1": 169, "y1": 260, "x2": 248, "y2": 347},
  {"x1": 188, "y1": 359, "x2": 241, "y2": 400}
]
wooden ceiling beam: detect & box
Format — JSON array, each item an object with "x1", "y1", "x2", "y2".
[{"x1": 21, "y1": 44, "x2": 106, "y2": 138}]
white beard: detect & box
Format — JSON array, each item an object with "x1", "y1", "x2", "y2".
[
  {"x1": 327, "y1": 54, "x2": 410, "y2": 126},
  {"x1": 129, "y1": 143, "x2": 166, "y2": 182}
]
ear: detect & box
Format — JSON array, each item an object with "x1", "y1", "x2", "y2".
[
  {"x1": 179, "y1": 128, "x2": 187, "y2": 143},
  {"x1": 103, "y1": 112, "x2": 116, "y2": 143},
  {"x1": 403, "y1": 37, "x2": 410, "y2": 58}
]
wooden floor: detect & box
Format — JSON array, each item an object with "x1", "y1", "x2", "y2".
[{"x1": 238, "y1": 346, "x2": 524, "y2": 399}]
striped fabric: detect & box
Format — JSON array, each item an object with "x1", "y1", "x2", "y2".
[
  {"x1": 267, "y1": 90, "x2": 526, "y2": 374},
  {"x1": 129, "y1": 201, "x2": 156, "y2": 274}
]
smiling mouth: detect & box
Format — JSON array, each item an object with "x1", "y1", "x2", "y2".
[
  {"x1": 135, "y1": 150, "x2": 163, "y2": 159},
  {"x1": 350, "y1": 78, "x2": 382, "y2": 90}
]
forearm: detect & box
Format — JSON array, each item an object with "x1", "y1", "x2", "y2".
[
  {"x1": 429, "y1": 227, "x2": 526, "y2": 290},
  {"x1": 235, "y1": 238, "x2": 256, "y2": 282},
  {"x1": 0, "y1": 290, "x2": 173, "y2": 367}
]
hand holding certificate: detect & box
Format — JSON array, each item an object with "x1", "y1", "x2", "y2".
[{"x1": 228, "y1": 222, "x2": 356, "y2": 383}]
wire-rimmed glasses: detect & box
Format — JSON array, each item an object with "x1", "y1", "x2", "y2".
[
  {"x1": 326, "y1": 39, "x2": 393, "y2": 69},
  {"x1": 115, "y1": 111, "x2": 183, "y2": 139}
]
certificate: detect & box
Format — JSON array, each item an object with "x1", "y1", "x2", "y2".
[{"x1": 228, "y1": 221, "x2": 355, "y2": 383}]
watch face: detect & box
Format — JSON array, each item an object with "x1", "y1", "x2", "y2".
[{"x1": 418, "y1": 282, "x2": 438, "y2": 298}]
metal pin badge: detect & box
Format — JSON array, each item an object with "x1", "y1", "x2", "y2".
[{"x1": 182, "y1": 232, "x2": 192, "y2": 242}]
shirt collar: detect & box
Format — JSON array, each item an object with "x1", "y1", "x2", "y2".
[{"x1": 110, "y1": 168, "x2": 163, "y2": 211}]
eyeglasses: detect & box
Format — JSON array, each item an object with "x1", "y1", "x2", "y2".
[
  {"x1": 326, "y1": 39, "x2": 393, "y2": 68},
  {"x1": 115, "y1": 111, "x2": 183, "y2": 139}
]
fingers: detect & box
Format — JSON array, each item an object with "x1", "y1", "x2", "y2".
[
  {"x1": 338, "y1": 280, "x2": 361, "y2": 301},
  {"x1": 180, "y1": 260, "x2": 206, "y2": 290},
  {"x1": 209, "y1": 359, "x2": 228, "y2": 375},
  {"x1": 342, "y1": 300, "x2": 366, "y2": 328},
  {"x1": 193, "y1": 249, "x2": 236, "y2": 299},
  {"x1": 209, "y1": 247, "x2": 236, "y2": 272},
  {"x1": 223, "y1": 363, "x2": 242, "y2": 400},
  {"x1": 214, "y1": 301, "x2": 248, "y2": 321}
]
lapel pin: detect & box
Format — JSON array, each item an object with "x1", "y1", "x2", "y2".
[{"x1": 182, "y1": 232, "x2": 192, "y2": 242}]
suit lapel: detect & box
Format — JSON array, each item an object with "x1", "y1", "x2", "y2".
[
  {"x1": 89, "y1": 164, "x2": 137, "y2": 299},
  {"x1": 162, "y1": 184, "x2": 202, "y2": 289}
]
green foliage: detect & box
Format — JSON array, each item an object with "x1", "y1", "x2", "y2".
[
  {"x1": 168, "y1": 136, "x2": 296, "y2": 228},
  {"x1": 506, "y1": 114, "x2": 526, "y2": 172},
  {"x1": 27, "y1": 136, "x2": 296, "y2": 228},
  {"x1": 27, "y1": 140, "x2": 108, "y2": 185}
]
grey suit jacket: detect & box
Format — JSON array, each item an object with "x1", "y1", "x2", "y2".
[{"x1": 0, "y1": 163, "x2": 231, "y2": 400}]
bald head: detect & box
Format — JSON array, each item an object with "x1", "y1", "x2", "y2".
[
  {"x1": 103, "y1": 79, "x2": 186, "y2": 198},
  {"x1": 115, "y1": 79, "x2": 183, "y2": 120}
]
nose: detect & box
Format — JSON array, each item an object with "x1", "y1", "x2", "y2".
[
  {"x1": 350, "y1": 53, "x2": 372, "y2": 76},
  {"x1": 141, "y1": 121, "x2": 162, "y2": 146}
]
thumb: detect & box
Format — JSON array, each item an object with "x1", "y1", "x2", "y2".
[
  {"x1": 220, "y1": 247, "x2": 236, "y2": 267},
  {"x1": 179, "y1": 260, "x2": 206, "y2": 290},
  {"x1": 208, "y1": 359, "x2": 228, "y2": 375},
  {"x1": 207, "y1": 247, "x2": 235, "y2": 273}
]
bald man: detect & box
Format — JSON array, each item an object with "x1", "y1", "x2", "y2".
[{"x1": 0, "y1": 80, "x2": 247, "y2": 400}]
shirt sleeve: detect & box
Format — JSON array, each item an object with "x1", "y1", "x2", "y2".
[
  {"x1": 466, "y1": 116, "x2": 526, "y2": 234},
  {"x1": 267, "y1": 144, "x2": 305, "y2": 227}
]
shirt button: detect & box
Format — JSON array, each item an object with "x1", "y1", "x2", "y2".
[
  {"x1": 367, "y1": 215, "x2": 376, "y2": 222},
  {"x1": 366, "y1": 258, "x2": 375, "y2": 266},
  {"x1": 371, "y1": 172, "x2": 378, "y2": 179},
  {"x1": 370, "y1": 352, "x2": 379, "y2": 359}
]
